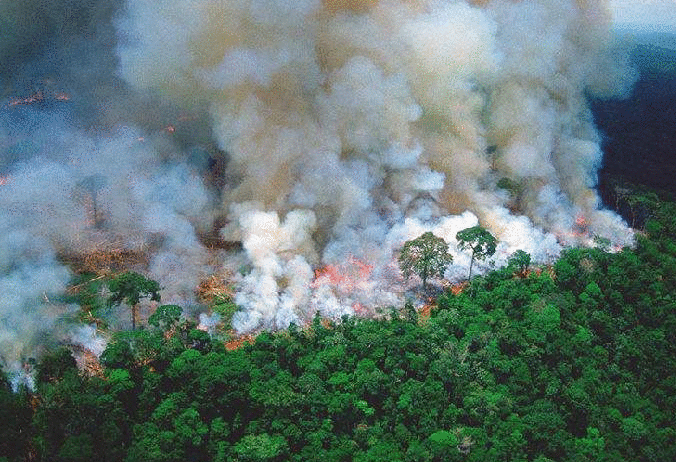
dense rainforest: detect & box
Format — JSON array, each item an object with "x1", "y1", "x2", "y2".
[{"x1": 1, "y1": 181, "x2": 675, "y2": 462}]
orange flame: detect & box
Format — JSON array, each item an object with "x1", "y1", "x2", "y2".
[
  {"x1": 8, "y1": 91, "x2": 44, "y2": 106},
  {"x1": 573, "y1": 214, "x2": 589, "y2": 235},
  {"x1": 449, "y1": 281, "x2": 467, "y2": 295},
  {"x1": 352, "y1": 302, "x2": 368, "y2": 315},
  {"x1": 225, "y1": 333, "x2": 256, "y2": 351},
  {"x1": 555, "y1": 214, "x2": 593, "y2": 244},
  {"x1": 6, "y1": 90, "x2": 71, "y2": 108},
  {"x1": 313, "y1": 256, "x2": 373, "y2": 290}
]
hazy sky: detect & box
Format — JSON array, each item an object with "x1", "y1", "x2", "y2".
[{"x1": 610, "y1": 0, "x2": 676, "y2": 32}]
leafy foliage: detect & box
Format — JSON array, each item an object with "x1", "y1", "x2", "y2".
[
  {"x1": 72, "y1": 273, "x2": 107, "y2": 311},
  {"x1": 211, "y1": 295, "x2": 239, "y2": 331},
  {"x1": 36, "y1": 347, "x2": 77, "y2": 384},
  {"x1": 148, "y1": 304, "x2": 182, "y2": 331},
  {"x1": 0, "y1": 372, "x2": 32, "y2": 461},
  {"x1": 108, "y1": 271, "x2": 161, "y2": 307},
  {"x1": 108, "y1": 271, "x2": 161, "y2": 329},
  {"x1": 3, "y1": 186, "x2": 676, "y2": 462},
  {"x1": 456, "y1": 226, "x2": 498, "y2": 279},
  {"x1": 399, "y1": 232, "x2": 453, "y2": 290},
  {"x1": 508, "y1": 250, "x2": 531, "y2": 277}
]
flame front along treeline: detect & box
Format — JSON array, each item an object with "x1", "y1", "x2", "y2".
[{"x1": 0, "y1": 0, "x2": 636, "y2": 376}]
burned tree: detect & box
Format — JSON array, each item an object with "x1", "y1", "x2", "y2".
[{"x1": 75, "y1": 174, "x2": 107, "y2": 228}]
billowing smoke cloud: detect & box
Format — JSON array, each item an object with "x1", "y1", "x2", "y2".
[
  {"x1": 1, "y1": 0, "x2": 636, "y2": 366},
  {"x1": 116, "y1": 0, "x2": 635, "y2": 330},
  {"x1": 0, "y1": 0, "x2": 220, "y2": 368},
  {"x1": 0, "y1": 108, "x2": 217, "y2": 377}
]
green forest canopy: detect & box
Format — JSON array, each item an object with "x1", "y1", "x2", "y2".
[{"x1": 1, "y1": 184, "x2": 675, "y2": 462}]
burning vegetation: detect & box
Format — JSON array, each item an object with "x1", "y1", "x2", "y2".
[
  {"x1": 0, "y1": 0, "x2": 638, "y2": 377},
  {"x1": 6, "y1": 90, "x2": 70, "y2": 108},
  {"x1": 57, "y1": 247, "x2": 151, "y2": 276},
  {"x1": 4, "y1": 1, "x2": 676, "y2": 461}
]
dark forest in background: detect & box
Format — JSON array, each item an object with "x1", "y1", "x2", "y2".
[{"x1": 595, "y1": 33, "x2": 676, "y2": 198}]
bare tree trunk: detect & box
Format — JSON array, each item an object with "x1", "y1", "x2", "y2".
[
  {"x1": 92, "y1": 193, "x2": 100, "y2": 229},
  {"x1": 468, "y1": 252, "x2": 475, "y2": 280},
  {"x1": 468, "y1": 253, "x2": 476, "y2": 297}
]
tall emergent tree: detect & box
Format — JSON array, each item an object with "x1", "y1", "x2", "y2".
[
  {"x1": 108, "y1": 271, "x2": 161, "y2": 330},
  {"x1": 456, "y1": 225, "x2": 497, "y2": 280},
  {"x1": 399, "y1": 232, "x2": 453, "y2": 291}
]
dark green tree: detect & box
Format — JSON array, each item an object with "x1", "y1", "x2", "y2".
[
  {"x1": 36, "y1": 347, "x2": 77, "y2": 384},
  {"x1": 508, "y1": 250, "x2": 531, "y2": 277},
  {"x1": 57, "y1": 434, "x2": 94, "y2": 462},
  {"x1": 232, "y1": 433, "x2": 289, "y2": 461},
  {"x1": 100, "y1": 337, "x2": 135, "y2": 370},
  {"x1": 148, "y1": 304, "x2": 182, "y2": 331},
  {"x1": 0, "y1": 371, "x2": 31, "y2": 461},
  {"x1": 399, "y1": 232, "x2": 453, "y2": 291},
  {"x1": 108, "y1": 271, "x2": 161, "y2": 330},
  {"x1": 456, "y1": 226, "x2": 497, "y2": 280}
]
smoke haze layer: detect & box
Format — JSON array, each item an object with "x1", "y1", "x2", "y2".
[
  {"x1": 117, "y1": 0, "x2": 635, "y2": 328},
  {"x1": 1, "y1": 0, "x2": 635, "y2": 366}
]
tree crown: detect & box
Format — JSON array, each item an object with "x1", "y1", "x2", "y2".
[
  {"x1": 398, "y1": 231, "x2": 453, "y2": 289},
  {"x1": 108, "y1": 271, "x2": 161, "y2": 307},
  {"x1": 456, "y1": 226, "x2": 497, "y2": 260}
]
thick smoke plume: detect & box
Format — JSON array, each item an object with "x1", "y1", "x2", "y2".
[{"x1": 1, "y1": 0, "x2": 635, "y2": 371}]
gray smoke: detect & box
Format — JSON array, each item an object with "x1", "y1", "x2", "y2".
[{"x1": 1, "y1": 0, "x2": 637, "y2": 366}]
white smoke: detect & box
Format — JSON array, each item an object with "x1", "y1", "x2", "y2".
[
  {"x1": 198, "y1": 312, "x2": 222, "y2": 334},
  {"x1": 0, "y1": 113, "x2": 216, "y2": 362},
  {"x1": 115, "y1": 0, "x2": 635, "y2": 331},
  {"x1": 227, "y1": 206, "x2": 317, "y2": 330},
  {"x1": 69, "y1": 324, "x2": 108, "y2": 357},
  {"x1": 0, "y1": 0, "x2": 637, "y2": 356}
]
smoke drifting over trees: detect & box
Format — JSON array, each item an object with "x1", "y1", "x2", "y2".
[{"x1": 0, "y1": 1, "x2": 636, "y2": 367}]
